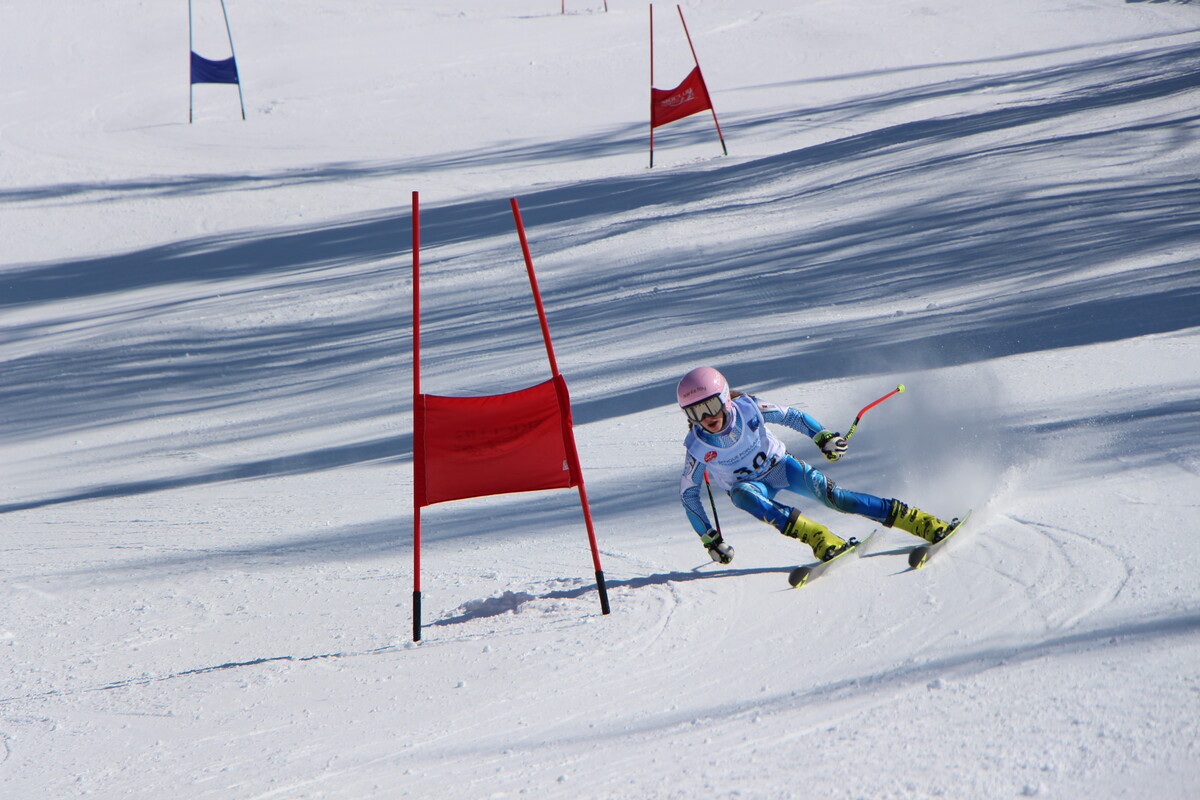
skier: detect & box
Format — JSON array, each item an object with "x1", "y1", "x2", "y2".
[{"x1": 677, "y1": 366, "x2": 956, "y2": 565}]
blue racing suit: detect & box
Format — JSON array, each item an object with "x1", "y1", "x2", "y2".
[{"x1": 679, "y1": 394, "x2": 893, "y2": 537}]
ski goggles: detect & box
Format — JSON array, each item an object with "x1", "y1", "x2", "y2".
[{"x1": 682, "y1": 394, "x2": 725, "y2": 425}]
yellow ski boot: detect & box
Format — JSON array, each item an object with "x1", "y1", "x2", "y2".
[
  {"x1": 782, "y1": 509, "x2": 850, "y2": 562},
  {"x1": 887, "y1": 501, "x2": 953, "y2": 543}
]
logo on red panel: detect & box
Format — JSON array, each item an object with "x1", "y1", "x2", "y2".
[
  {"x1": 704, "y1": 451, "x2": 718, "y2": 462},
  {"x1": 662, "y1": 88, "x2": 696, "y2": 109}
]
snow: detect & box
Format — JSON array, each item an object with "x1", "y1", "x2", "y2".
[{"x1": 2, "y1": 0, "x2": 1199, "y2": 797}]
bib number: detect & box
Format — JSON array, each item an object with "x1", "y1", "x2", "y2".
[{"x1": 733, "y1": 451, "x2": 777, "y2": 480}]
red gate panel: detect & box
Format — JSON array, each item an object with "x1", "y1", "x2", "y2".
[{"x1": 415, "y1": 376, "x2": 579, "y2": 508}]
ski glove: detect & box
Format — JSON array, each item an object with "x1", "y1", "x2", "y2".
[
  {"x1": 814, "y1": 430, "x2": 848, "y2": 461},
  {"x1": 701, "y1": 530, "x2": 734, "y2": 564}
]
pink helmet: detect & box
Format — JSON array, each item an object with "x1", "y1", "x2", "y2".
[{"x1": 676, "y1": 366, "x2": 733, "y2": 424}]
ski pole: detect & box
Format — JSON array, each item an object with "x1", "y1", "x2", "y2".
[
  {"x1": 845, "y1": 384, "x2": 905, "y2": 440},
  {"x1": 704, "y1": 469, "x2": 722, "y2": 536}
]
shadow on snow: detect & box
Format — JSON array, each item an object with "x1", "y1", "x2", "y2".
[{"x1": 2, "y1": 39, "x2": 1199, "y2": 519}]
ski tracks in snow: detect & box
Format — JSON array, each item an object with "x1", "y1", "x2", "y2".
[
  {"x1": 1002, "y1": 513, "x2": 1132, "y2": 632},
  {"x1": 886, "y1": 507, "x2": 1133, "y2": 666}
]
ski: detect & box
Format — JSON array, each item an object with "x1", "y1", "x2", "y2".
[
  {"x1": 907, "y1": 509, "x2": 973, "y2": 569},
  {"x1": 788, "y1": 529, "x2": 878, "y2": 587}
]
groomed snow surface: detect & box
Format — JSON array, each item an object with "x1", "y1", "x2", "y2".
[{"x1": 2, "y1": 1, "x2": 1199, "y2": 798}]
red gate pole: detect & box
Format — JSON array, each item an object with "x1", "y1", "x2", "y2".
[
  {"x1": 511, "y1": 198, "x2": 562, "y2": 377},
  {"x1": 510, "y1": 198, "x2": 611, "y2": 616},
  {"x1": 649, "y1": 4, "x2": 656, "y2": 168},
  {"x1": 677, "y1": 5, "x2": 727, "y2": 155},
  {"x1": 411, "y1": 191, "x2": 424, "y2": 642}
]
